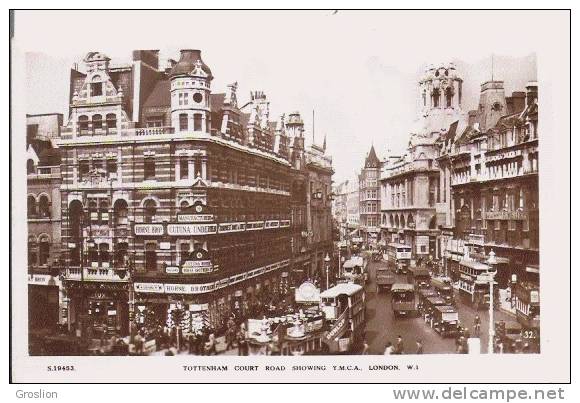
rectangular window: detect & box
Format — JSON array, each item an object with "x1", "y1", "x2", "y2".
[
  {"x1": 180, "y1": 242, "x2": 190, "y2": 265},
  {"x1": 194, "y1": 114, "x2": 203, "y2": 131},
  {"x1": 494, "y1": 220, "x2": 501, "y2": 230},
  {"x1": 145, "y1": 242, "x2": 157, "y2": 271},
  {"x1": 91, "y1": 82, "x2": 103, "y2": 97},
  {"x1": 106, "y1": 159, "x2": 117, "y2": 178},
  {"x1": 79, "y1": 160, "x2": 90, "y2": 181},
  {"x1": 508, "y1": 220, "x2": 516, "y2": 231},
  {"x1": 39, "y1": 242, "x2": 50, "y2": 265},
  {"x1": 144, "y1": 157, "x2": 155, "y2": 180},
  {"x1": 146, "y1": 116, "x2": 164, "y2": 128},
  {"x1": 180, "y1": 157, "x2": 189, "y2": 179},
  {"x1": 179, "y1": 114, "x2": 188, "y2": 131}
]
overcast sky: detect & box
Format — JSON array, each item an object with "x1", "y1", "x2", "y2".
[{"x1": 18, "y1": 11, "x2": 537, "y2": 183}]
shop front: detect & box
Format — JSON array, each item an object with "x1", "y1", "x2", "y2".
[
  {"x1": 64, "y1": 281, "x2": 130, "y2": 339},
  {"x1": 28, "y1": 274, "x2": 62, "y2": 333}
]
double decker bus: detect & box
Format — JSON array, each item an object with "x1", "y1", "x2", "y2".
[
  {"x1": 457, "y1": 260, "x2": 498, "y2": 310},
  {"x1": 341, "y1": 256, "x2": 368, "y2": 285},
  {"x1": 385, "y1": 243, "x2": 412, "y2": 274},
  {"x1": 514, "y1": 282, "x2": 540, "y2": 351},
  {"x1": 320, "y1": 283, "x2": 366, "y2": 353}
]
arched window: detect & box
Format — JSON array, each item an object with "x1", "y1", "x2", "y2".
[
  {"x1": 114, "y1": 199, "x2": 128, "y2": 226},
  {"x1": 432, "y1": 89, "x2": 440, "y2": 108},
  {"x1": 38, "y1": 234, "x2": 50, "y2": 266},
  {"x1": 445, "y1": 87, "x2": 453, "y2": 107},
  {"x1": 400, "y1": 214, "x2": 406, "y2": 228},
  {"x1": 106, "y1": 113, "x2": 117, "y2": 132},
  {"x1": 38, "y1": 195, "x2": 50, "y2": 218},
  {"x1": 90, "y1": 75, "x2": 103, "y2": 97},
  {"x1": 27, "y1": 195, "x2": 37, "y2": 217},
  {"x1": 93, "y1": 114, "x2": 103, "y2": 132},
  {"x1": 395, "y1": 215, "x2": 400, "y2": 228},
  {"x1": 143, "y1": 199, "x2": 157, "y2": 223},
  {"x1": 180, "y1": 200, "x2": 190, "y2": 210},
  {"x1": 389, "y1": 214, "x2": 394, "y2": 227},
  {"x1": 27, "y1": 159, "x2": 35, "y2": 174}
]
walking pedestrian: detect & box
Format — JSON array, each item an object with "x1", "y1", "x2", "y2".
[
  {"x1": 394, "y1": 335, "x2": 405, "y2": 355},
  {"x1": 473, "y1": 315, "x2": 481, "y2": 337},
  {"x1": 416, "y1": 339, "x2": 424, "y2": 354},
  {"x1": 361, "y1": 339, "x2": 369, "y2": 355}
]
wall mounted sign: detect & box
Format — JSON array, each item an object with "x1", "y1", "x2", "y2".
[
  {"x1": 134, "y1": 224, "x2": 164, "y2": 236},
  {"x1": 167, "y1": 223, "x2": 217, "y2": 236},
  {"x1": 177, "y1": 214, "x2": 214, "y2": 223}
]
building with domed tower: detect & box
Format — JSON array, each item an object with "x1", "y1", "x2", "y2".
[
  {"x1": 54, "y1": 49, "x2": 332, "y2": 340},
  {"x1": 380, "y1": 63, "x2": 466, "y2": 260}
]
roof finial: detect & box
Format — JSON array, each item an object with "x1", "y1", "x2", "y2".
[{"x1": 312, "y1": 109, "x2": 315, "y2": 145}]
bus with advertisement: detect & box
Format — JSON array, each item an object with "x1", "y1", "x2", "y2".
[
  {"x1": 385, "y1": 243, "x2": 412, "y2": 274},
  {"x1": 457, "y1": 260, "x2": 498, "y2": 310},
  {"x1": 320, "y1": 283, "x2": 366, "y2": 353}
]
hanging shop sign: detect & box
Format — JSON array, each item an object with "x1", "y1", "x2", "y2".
[
  {"x1": 134, "y1": 224, "x2": 164, "y2": 236},
  {"x1": 218, "y1": 222, "x2": 246, "y2": 233},
  {"x1": 164, "y1": 283, "x2": 216, "y2": 294},
  {"x1": 167, "y1": 223, "x2": 217, "y2": 236},
  {"x1": 165, "y1": 266, "x2": 180, "y2": 274},
  {"x1": 134, "y1": 282, "x2": 164, "y2": 293},
  {"x1": 265, "y1": 220, "x2": 280, "y2": 229},
  {"x1": 189, "y1": 303, "x2": 209, "y2": 312},
  {"x1": 177, "y1": 213, "x2": 214, "y2": 223},
  {"x1": 246, "y1": 221, "x2": 265, "y2": 231},
  {"x1": 28, "y1": 274, "x2": 60, "y2": 286},
  {"x1": 181, "y1": 260, "x2": 214, "y2": 274}
]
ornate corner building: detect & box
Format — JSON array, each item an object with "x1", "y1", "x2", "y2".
[{"x1": 47, "y1": 49, "x2": 333, "y2": 338}]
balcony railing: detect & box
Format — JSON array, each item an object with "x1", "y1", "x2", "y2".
[
  {"x1": 483, "y1": 210, "x2": 528, "y2": 220},
  {"x1": 62, "y1": 267, "x2": 130, "y2": 282},
  {"x1": 382, "y1": 159, "x2": 438, "y2": 179}
]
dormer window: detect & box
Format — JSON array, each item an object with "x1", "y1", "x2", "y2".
[{"x1": 90, "y1": 75, "x2": 103, "y2": 97}]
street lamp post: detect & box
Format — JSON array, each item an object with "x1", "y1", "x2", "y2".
[
  {"x1": 486, "y1": 250, "x2": 498, "y2": 354},
  {"x1": 324, "y1": 253, "x2": 331, "y2": 290}
]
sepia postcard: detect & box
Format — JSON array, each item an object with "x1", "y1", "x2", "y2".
[{"x1": 9, "y1": 9, "x2": 571, "y2": 383}]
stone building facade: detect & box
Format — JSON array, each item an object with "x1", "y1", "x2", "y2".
[
  {"x1": 358, "y1": 145, "x2": 381, "y2": 244},
  {"x1": 26, "y1": 113, "x2": 64, "y2": 334},
  {"x1": 54, "y1": 50, "x2": 332, "y2": 338},
  {"x1": 380, "y1": 63, "x2": 466, "y2": 259}
]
